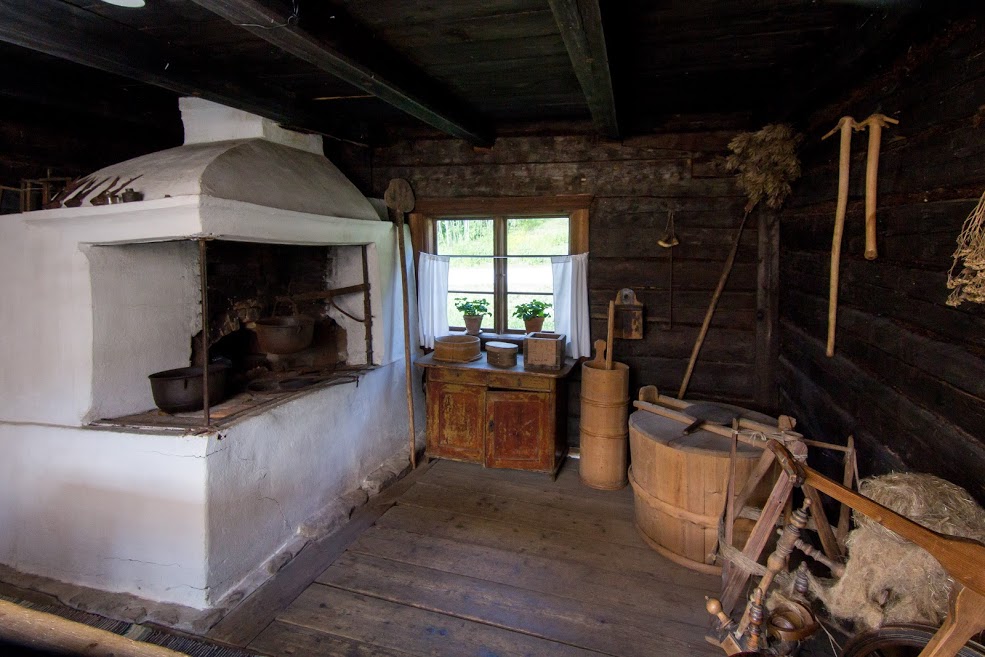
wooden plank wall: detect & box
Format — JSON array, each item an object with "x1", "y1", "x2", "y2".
[
  {"x1": 352, "y1": 132, "x2": 768, "y2": 445},
  {"x1": 776, "y1": 15, "x2": 985, "y2": 502}
]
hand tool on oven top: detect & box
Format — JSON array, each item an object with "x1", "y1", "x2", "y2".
[{"x1": 64, "y1": 176, "x2": 106, "y2": 207}]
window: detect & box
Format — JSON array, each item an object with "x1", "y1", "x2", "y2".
[
  {"x1": 436, "y1": 216, "x2": 567, "y2": 333},
  {"x1": 410, "y1": 196, "x2": 590, "y2": 337}
]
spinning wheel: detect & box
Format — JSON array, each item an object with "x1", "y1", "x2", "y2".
[{"x1": 842, "y1": 625, "x2": 985, "y2": 657}]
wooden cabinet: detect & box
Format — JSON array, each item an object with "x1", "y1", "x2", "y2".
[{"x1": 417, "y1": 353, "x2": 574, "y2": 476}]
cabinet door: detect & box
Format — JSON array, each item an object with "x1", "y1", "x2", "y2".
[
  {"x1": 485, "y1": 390, "x2": 553, "y2": 471},
  {"x1": 426, "y1": 382, "x2": 485, "y2": 462}
]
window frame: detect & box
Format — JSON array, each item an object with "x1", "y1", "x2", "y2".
[{"x1": 409, "y1": 196, "x2": 590, "y2": 336}]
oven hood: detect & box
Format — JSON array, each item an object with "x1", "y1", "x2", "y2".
[{"x1": 61, "y1": 97, "x2": 380, "y2": 222}]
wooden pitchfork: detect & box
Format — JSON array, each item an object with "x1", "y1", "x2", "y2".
[{"x1": 769, "y1": 440, "x2": 985, "y2": 657}]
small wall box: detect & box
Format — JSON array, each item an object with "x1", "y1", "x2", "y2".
[{"x1": 523, "y1": 332, "x2": 566, "y2": 370}]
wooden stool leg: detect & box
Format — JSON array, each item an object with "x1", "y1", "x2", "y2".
[
  {"x1": 919, "y1": 586, "x2": 985, "y2": 657},
  {"x1": 720, "y1": 472, "x2": 795, "y2": 614}
]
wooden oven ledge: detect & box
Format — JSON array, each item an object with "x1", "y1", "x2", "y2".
[{"x1": 89, "y1": 366, "x2": 374, "y2": 433}]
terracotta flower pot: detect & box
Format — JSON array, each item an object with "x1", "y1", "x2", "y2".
[
  {"x1": 464, "y1": 314, "x2": 484, "y2": 335},
  {"x1": 524, "y1": 316, "x2": 546, "y2": 333}
]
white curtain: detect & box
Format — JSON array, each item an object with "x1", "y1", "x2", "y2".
[
  {"x1": 551, "y1": 253, "x2": 590, "y2": 359},
  {"x1": 417, "y1": 252, "x2": 450, "y2": 349}
]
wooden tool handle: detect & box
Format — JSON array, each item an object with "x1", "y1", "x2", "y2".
[
  {"x1": 864, "y1": 123, "x2": 882, "y2": 260},
  {"x1": 0, "y1": 599, "x2": 186, "y2": 657},
  {"x1": 591, "y1": 339, "x2": 606, "y2": 367},
  {"x1": 605, "y1": 300, "x2": 615, "y2": 370},
  {"x1": 857, "y1": 114, "x2": 897, "y2": 262},
  {"x1": 827, "y1": 116, "x2": 855, "y2": 358},
  {"x1": 679, "y1": 210, "x2": 749, "y2": 398}
]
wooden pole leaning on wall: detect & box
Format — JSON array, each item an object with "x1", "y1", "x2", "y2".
[
  {"x1": 199, "y1": 238, "x2": 211, "y2": 428},
  {"x1": 678, "y1": 207, "x2": 751, "y2": 399},
  {"x1": 0, "y1": 599, "x2": 188, "y2": 657},
  {"x1": 384, "y1": 179, "x2": 418, "y2": 469}
]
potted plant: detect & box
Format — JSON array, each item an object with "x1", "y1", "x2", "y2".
[
  {"x1": 454, "y1": 297, "x2": 490, "y2": 335},
  {"x1": 513, "y1": 299, "x2": 552, "y2": 333}
]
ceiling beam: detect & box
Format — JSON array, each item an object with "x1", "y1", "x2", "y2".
[
  {"x1": 187, "y1": 0, "x2": 494, "y2": 147},
  {"x1": 548, "y1": 0, "x2": 619, "y2": 139},
  {"x1": 0, "y1": 0, "x2": 357, "y2": 140}
]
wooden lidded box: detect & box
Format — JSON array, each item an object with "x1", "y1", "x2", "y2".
[
  {"x1": 433, "y1": 335, "x2": 481, "y2": 362},
  {"x1": 485, "y1": 341, "x2": 518, "y2": 368},
  {"x1": 523, "y1": 332, "x2": 565, "y2": 370}
]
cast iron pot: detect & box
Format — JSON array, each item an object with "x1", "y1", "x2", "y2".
[
  {"x1": 149, "y1": 364, "x2": 229, "y2": 413},
  {"x1": 254, "y1": 316, "x2": 315, "y2": 354}
]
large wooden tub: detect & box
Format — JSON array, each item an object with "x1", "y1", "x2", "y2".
[{"x1": 628, "y1": 408, "x2": 775, "y2": 574}]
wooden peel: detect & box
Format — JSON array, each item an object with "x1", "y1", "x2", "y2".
[
  {"x1": 384, "y1": 178, "x2": 418, "y2": 469},
  {"x1": 857, "y1": 113, "x2": 899, "y2": 261},
  {"x1": 768, "y1": 439, "x2": 985, "y2": 657},
  {"x1": 605, "y1": 300, "x2": 615, "y2": 370},
  {"x1": 822, "y1": 116, "x2": 857, "y2": 358}
]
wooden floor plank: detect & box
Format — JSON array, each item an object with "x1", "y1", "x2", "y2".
[
  {"x1": 429, "y1": 457, "x2": 634, "y2": 503},
  {"x1": 207, "y1": 460, "x2": 434, "y2": 647},
  {"x1": 420, "y1": 465, "x2": 635, "y2": 521},
  {"x1": 278, "y1": 585, "x2": 612, "y2": 657},
  {"x1": 346, "y1": 524, "x2": 713, "y2": 628},
  {"x1": 398, "y1": 481, "x2": 643, "y2": 547},
  {"x1": 316, "y1": 551, "x2": 718, "y2": 657},
  {"x1": 251, "y1": 620, "x2": 418, "y2": 657},
  {"x1": 376, "y1": 502, "x2": 715, "y2": 590}
]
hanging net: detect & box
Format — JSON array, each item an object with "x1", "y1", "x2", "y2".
[{"x1": 947, "y1": 190, "x2": 985, "y2": 306}]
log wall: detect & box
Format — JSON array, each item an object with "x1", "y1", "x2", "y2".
[
  {"x1": 777, "y1": 15, "x2": 985, "y2": 502},
  {"x1": 353, "y1": 131, "x2": 773, "y2": 445}
]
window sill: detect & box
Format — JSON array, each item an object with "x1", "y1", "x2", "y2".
[{"x1": 448, "y1": 329, "x2": 527, "y2": 347}]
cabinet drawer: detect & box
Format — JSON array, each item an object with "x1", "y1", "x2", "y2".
[{"x1": 428, "y1": 366, "x2": 553, "y2": 392}]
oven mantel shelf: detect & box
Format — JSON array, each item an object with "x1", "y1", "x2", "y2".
[{"x1": 22, "y1": 195, "x2": 393, "y2": 247}]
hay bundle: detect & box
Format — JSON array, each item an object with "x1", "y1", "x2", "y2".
[
  {"x1": 947, "y1": 190, "x2": 985, "y2": 306},
  {"x1": 725, "y1": 124, "x2": 803, "y2": 211},
  {"x1": 811, "y1": 472, "x2": 985, "y2": 630}
]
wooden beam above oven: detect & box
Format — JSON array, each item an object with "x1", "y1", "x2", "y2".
[
  {"x1": 187, "y1": 0, "x2": 495, "y2": 147},
  {"x1": 0, "y1": 0, "x2": 360, "y2": 142}
]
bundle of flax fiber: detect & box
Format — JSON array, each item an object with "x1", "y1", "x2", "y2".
[
  {"x1": 809, "y1": 472, "x2": 985, "y2": 630},
  {"x1": 948, "y1": 190, "x2": 985, "y2": 306},
  {"x1": 725, "y1": 123, "x2": 803, "y2": 211}
]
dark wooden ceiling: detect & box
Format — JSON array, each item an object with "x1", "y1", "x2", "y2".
[{"x1": 0, "y1": 0, "x2": 957, "y2": 160}]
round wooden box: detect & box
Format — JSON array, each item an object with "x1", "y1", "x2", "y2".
[
  {"x1": 485, "y1": 341, "x2": 518, "y2": 368},
  {"x1": 433, "y1": 335, "x2": 481, "y2": 362}
]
